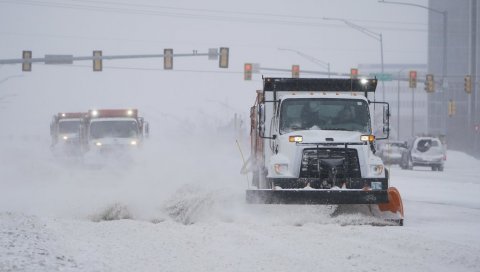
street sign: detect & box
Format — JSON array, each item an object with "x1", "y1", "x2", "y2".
[
  {"x1": 208, "y1": 48, "x2": 218, "y2": 60},
  {"x1": 369, "y1": 73, "x2": 393, "y2": 81},
  {"x1": 45, "y1": 55, "x2": 73, "y2": 65}
]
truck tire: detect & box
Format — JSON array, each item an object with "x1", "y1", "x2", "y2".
[{"x1": 400, "y1": 155, "x2": 407, "y2": 169}]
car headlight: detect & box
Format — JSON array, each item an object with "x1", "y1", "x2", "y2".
[
  {"x1": 95, "y1": 142, "x2": 102, "y2": 146},
  {"x1": 62, "y1": 136, "x2": 68, "y2": 140},
  {"x1": 371, "y1": 165, "x2": 384, "y2": 175},
  {"x1": 130, "y1": 140, "x2": 137, "y2": 146},
  {"x1": 274, "y1": 163, "x2": 288, "y2": 175}
]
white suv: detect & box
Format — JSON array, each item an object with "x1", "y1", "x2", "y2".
[{"x1": 400, "y1": 137, "x2": 445, "y2": 171}]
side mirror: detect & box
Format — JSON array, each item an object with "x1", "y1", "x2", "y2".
[
  {"x1": 371, "y1": 101, "x2": 390, "y2": 140},
  {"x1": 144, "y1": 122, "x2": 150, "y2": 138},
  {"x1": 383, "y1": 105, "x2": 390, "y2": 133}
]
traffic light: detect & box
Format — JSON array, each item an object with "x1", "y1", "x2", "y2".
[
  {"x1": 93, "y1": 50, "x2": 102, "y2": 71},
  {"x1": 22, "y1": 50, "x2": 32, "y2": 72},
  {"x1": 409, "y1": 70, "x2": 417, "y2": 88},
  {"x1": 425, "y1": 74, "x2": 435, "y2": 92},
  {"x1": 448, "y1": 99, "x2": 456, "y2": 117},
  {"x1": 292, "y1": 65, "x2": 300, "y2": 78},
  {"x1": 244, "y1": 63, "x2": 252, "y2": 80},
  {"x1": 350, "y1": 68, "x2": 358, "y2": 79},
  {"x1": 219, "y1": 47, "x2": 229, "y2": 68},
  {"x1": 164, "y1": 48, "x2": 173, "y2": 70},
  {"x1": 464, "y1": 75, "x2": 472, "y2": 94}
]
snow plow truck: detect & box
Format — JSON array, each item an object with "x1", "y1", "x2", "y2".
[
  {"x1": 244, "y1": 77, "x2": 404, "y2": 225},
  {"x1": 79, "y1": 109, "x2": 149, "y2": 155},
  {"x1": 50, "y1": 112, "x2": 85, "y2": 154}
]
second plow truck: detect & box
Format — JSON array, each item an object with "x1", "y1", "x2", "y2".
[
  {"x1": 50, "y1": 112, "x2": 85, "y2": 155},
  {"x1": 245, "y1": 77, "x2": 404, "y2": 225},
  {"x1": 79, "y1": 109, "x2": 149, "y2": 158}
]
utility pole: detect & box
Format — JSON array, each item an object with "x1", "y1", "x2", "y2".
[
  {"x1": 470, "y1": 0, "x2": 478, "y2": 155},
  {"x1": 323, "y1": 17, "x2": 385, "y2": 101},
  {"x1": 378, "y1": 0, "x2": 448, "y2": 137}
]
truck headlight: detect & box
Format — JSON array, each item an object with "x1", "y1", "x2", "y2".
[
  {"x1": 371, "y1": 165, "x2": 384, "y2": 175},
  {"x1": 360, "y1": 135, "x2": 375, "y2": 142},
  {"x1": 130, "y1": 140, "x2": 137, "y2": 146},
  {"x1": 274, "y1": 163, "x2": 288, "y2": 175},
  {"x1": 62, "y1": 136, "x2": 68, "y2": 140},
  {"x1": 289, "y1": 136, "x2": 303, "y2": 143},
  {"x1": 95, "y1": 142, "x2": 102, "y2": 146}
]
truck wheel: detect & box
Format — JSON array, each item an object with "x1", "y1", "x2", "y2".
[
  {"x1": 407, "y1": 156, "x2": 413, "y2": 170},
  {"x1": 431, "y1": 166, "x2": 437, "y2": 171},
  {"x1": 438, "y1": 165, "x2": 444, "y2": 172},
  {"x1": 400, "y1": 156, "x2": 407, "y2": 169}
]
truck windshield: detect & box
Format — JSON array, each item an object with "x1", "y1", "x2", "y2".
[
  {"x1": 59, "y1": 120, "x2": 81, "y2": 134},
  {"x1": 90, "y1": 120, "x2": 139, "y2": 139},
  {"x1": 279, "y1": 98, "x2": 371, "y2": 134}
]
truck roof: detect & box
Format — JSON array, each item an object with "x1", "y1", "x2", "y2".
[
  {"x1": 57, "y1": 112, "x2": 85, "y2": 119},
  {"x1": 87, "y1": 109, "x2": 138, "y2": 118},
  {"x1": 263, "y1": 78, "x2": 377, "y2": 94},
  {"x1": 277, "y1": 93, "x2": 369, "y2": 101}
]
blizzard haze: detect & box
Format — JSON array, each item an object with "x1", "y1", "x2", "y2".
[{"x1": 2, "y1": 1, "x2": 480, "y2": 272}]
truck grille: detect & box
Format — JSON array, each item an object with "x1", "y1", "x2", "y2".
[{"x1": 300, "y1": 148, "x2": 361, "y2": 179}]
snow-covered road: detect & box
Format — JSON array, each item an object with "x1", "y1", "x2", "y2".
[{"x1": 1, "y1": 135, "x2": 480, "y2": 272}]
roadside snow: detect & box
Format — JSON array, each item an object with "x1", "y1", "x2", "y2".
[{"x1": 1, "y1": 134, "x2": 480, "y2": 271}]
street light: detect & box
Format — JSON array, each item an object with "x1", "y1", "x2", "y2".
[
  {"x1": 378, "y1": 0, "x2": 447, "y2": 85},
  {"x1": 278, "y1": 48, "x2": 331, "y2": 78},
  {"x1": 323, "y1": 17, "x2": 385, "y2": 100},
  {"x1": 379, "y1": 0, "x2": 448, "y2": 138}
]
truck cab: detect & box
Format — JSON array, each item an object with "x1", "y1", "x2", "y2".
[
  {"x1": 50, "y1": 112, "x2": 85, "y2": 154},
  {"x1": 80, "y1": 109, "x2": 148, "y2": 155}
]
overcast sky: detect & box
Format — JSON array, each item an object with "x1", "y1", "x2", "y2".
[{"x1": 0, "y1": 0, "x2": 429, "y2": 135}]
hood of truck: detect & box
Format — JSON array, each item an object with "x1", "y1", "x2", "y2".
[
  {"x1": 59, "y1": 133, "x2": 79, "y2": 141},
  {"x1": 90, "y1": 137, "x2": 139, "y2": 147},
  {"x1": 280, "y1": 129, "x2": 364, "y2": 144},
  {"x1": 267, "y1": 129, "x2": 383, "y2": 179}
]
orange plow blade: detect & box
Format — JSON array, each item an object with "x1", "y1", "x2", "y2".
[{"x1": 376, "y1": 187, "x2": 404, "y2": 225}]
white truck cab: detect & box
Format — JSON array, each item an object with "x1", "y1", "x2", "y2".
[{"x1": 80, "y1": 109, "x2": 148, "y2": 155}]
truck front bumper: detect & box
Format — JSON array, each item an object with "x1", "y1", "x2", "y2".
[{"x1": 246, "y1": 189, "x2": 388, "y2": 205}]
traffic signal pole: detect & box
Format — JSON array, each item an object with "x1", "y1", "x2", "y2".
[
  {"x1": 470, "y1": 0, "x2": 478, "y2": 156},
  {"x1": 411, "y1": 86, "x2": 415, "y2": 137},
  {"x1": 0, "y1": 48, "x2": 228, "y2": 70}
]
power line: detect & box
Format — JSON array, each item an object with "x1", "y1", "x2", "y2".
[
  {"x1": 68, "y1": 0, "x2": 426, "y2": 27},
  {"x1": 0, "y1": 0, "x2": 427, "y2": 32}
]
